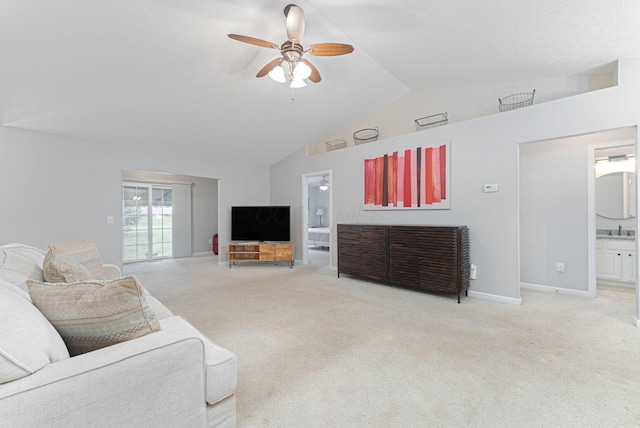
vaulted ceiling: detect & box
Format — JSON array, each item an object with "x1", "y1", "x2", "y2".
[{"x1": 2, "y1": 1, "x2": 639, "y2": 167}]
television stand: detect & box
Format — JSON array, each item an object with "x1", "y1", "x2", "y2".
[{"x1": 228, "y1": 243, "x2": 294, "y2": 268}]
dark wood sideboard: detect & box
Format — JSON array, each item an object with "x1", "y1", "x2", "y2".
[{"x1": 337, "y1": 224, "x2": 470, "y2": 303}]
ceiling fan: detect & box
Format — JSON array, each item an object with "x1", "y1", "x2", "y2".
[{"x1": 228, "y1": 3, "x2": 354, "y2": 88}]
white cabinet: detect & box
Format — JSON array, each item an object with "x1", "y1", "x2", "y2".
[
  {"x1": 596, "y1": 239, "x2": 636, "y2": 286},
  {"x1": 621, "y1": 250, "x2": 636, "y2": 282}
]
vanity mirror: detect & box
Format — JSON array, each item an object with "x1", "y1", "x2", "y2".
[{"x1": 595, "y1": 171, "x2": 636, "y2": 219}]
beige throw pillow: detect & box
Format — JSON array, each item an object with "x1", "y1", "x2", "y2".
[
  {"x1": 43, "y1": 251, "x2": 92, "y2": 283},
  {"x1": 48, "y1": 239, "x2": 106, "y2": 280},
  {"x1": 28, "y1": 276, "x2": 161, "y2": 356}
]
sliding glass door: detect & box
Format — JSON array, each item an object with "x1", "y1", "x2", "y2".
[
  {"x1": 151, "y1": 187, "x2": 173, "y2": 258},
  {"x1": 122, "y1": 183, "x2": 173, "y2": 262}
]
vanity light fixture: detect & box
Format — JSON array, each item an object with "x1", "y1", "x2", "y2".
[{"x1": 595, "y1": 154, "x2": 635, "y2": 163}]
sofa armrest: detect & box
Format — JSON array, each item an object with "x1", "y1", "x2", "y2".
[
  {"x1": 103, "y1": 263, "x2": 121, "y2": 280},
  {"x1": 0, "y1": 326, "x2": 209, "y2": 427}
]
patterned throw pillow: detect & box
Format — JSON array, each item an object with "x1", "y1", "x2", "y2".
[
  {"x1": 27, "y1": 276, "x2": 161, "y2": 356},
  {"x1": 43, "y1": 251, "x2": 92, "y2": 283},
  {"x1": 47, "y1": 239, "x2": 106, "y2": 280}
]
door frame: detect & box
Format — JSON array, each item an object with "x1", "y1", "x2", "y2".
[
  {"x1": 301, "y1": 170, "x2": 332, "y2": 266},
  {"x1": 587, "y1": 138, "x2": 640, "y2": 327}
]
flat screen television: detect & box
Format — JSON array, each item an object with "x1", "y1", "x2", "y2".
[{"x1": 231, "y1": 206, "x2": 291, "y2": 242}]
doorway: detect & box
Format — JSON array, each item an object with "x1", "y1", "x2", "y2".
[
  {"x1": 122, "y1": 183, "x2": 173, "y2": 262},
  {"x1": 589, "y1": 140, "x2": 637, "y2": 300},
  {"x1": 302, "y1": 171, "x2": 332, "y2": 267},
  {"x1": 519, "y1": 126, "x2": 639, "y2": 325},
  {"x1": 121, "y1": 170, "x2": 219, "y2": 265}
]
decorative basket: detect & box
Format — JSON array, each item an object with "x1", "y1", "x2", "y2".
[
  {"x1": 353, "y1": 127, "x2": 379, "y2": 145},
  {"x1": 415, "y1": 112, "x2": 448, "y2": 131},
  {"x1": 499, "y1": 89, "x2": 535, "y2": 112},
  {"x1": 325, "y1": 138, "x2": 347, "y2": 152}
]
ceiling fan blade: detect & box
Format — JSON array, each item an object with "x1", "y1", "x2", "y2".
[
  {"x1": 228, "y1": 34, "x2": 279, "y2": 50},
  {"x1": 306, "y1": 43, "x2": 354, "y2": 56},
  {"x1": 256, "y1": 58, "x2": 284, "y2": 78},
  {"x1": 301, "y1": 59, "x2": 321, "y2": 83},
  {"x1": 285, "y1": 4, "x2": 305, "y2": 43}
]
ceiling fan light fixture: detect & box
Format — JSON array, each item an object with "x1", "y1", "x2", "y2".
[
  {"x1": 290, "y1": 78, "x2": 307, "y2": 88},
  {"x1": 293, "y1": 61, "x2": 312, "y2": 80},
  {"x1": 318, "y1": 175, "x2": 329, "y2": 191},
  {"x1": 268, "y1": 65, "x2": 286, "y2": 83},
  {"x1": 228, "y1": 4, "x2": 354, "y2": 89}
]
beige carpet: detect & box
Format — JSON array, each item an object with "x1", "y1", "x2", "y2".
[{"x1": 125, "y1": 254, "x2": 640, "y2": 427}]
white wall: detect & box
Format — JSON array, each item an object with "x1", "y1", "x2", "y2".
[
  {"x1": 519, "y1": 137, "x2": 587, "y2": 291},
  {"x1": 519, "y1": 131, "x2": 636, "y2": 293},
  {"x1": 307, "y1": 72, "x2": 614, "y2": 155},
  {"x1": 270, "y1": 59, "x2": 640, "y2": 303},
  {"x1": 0, "y1": 127, "x2": 269, "y2": 265}
]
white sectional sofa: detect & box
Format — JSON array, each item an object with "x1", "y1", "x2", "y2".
[{"x1": 0, "y1": 243, "x2": 237, "y2": 427}]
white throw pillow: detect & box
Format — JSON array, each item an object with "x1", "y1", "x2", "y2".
[
  {"x1": 0, "y1": 243, "x2": 46, "y2": 295},
  {"x1": 0, "y1": 287, "x2": 70, "y2": 384}
]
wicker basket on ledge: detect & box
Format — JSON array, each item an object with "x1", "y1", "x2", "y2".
[
  {"x1": 498, "y1": 89, "x2": 535, "y2": 112},
  {"x1": 325, "y1": 138, "x2": 348, "y2": 152},
  {"x1": 353, "y1": 127, "x2": 379, "y2": 145}
]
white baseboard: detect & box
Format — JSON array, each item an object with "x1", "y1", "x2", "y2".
[
  {"x1": 595, "y1": 279, "x2": 635, "y2": 289},
  {"x1": 520, "y1": 282, "x2": 593, "y2": 297},
  {"x1": 467, "y1": 290, "x2": 522, "y2": 305},
  {"x1": 192, "y1": 251, "x2": 215, "y2": 257}
]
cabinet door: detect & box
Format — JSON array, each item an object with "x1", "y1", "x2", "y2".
[
  {"x1": 596, "y1": 250, "x2": 622, "y2": 280},
  {"x1": 337, "y1": 225, "x2": 387, "y2": 280},
  {"x1": 259, "y1": 244, "x2": 276, "y2": 261},
  {"x1": 388, "y1": 227, "x2": 459, "y2": 293},
  {"x1": 338, "y1": 225, "x2": 362, "y2": 276},
  {"x1": 275, "y1": 244, "x2": 293, "y2": 262},
  {"x1": 621, "y1": 251, "x2": 636, "y2": 283},
  {"x1": 358, "y1": 226, "x2": 387, "y2": 281},
  {"x1": 416, "y1": 228, "x2": 459, "y2": 293}
]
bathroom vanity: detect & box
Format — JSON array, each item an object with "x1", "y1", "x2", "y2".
[{"x1": 596, "y1": 236, "x2": 636, "y2": 287}]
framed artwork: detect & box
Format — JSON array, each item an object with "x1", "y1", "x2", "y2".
[{"x1": 363, "y1": 141, "x2": 450, "y2": 210}]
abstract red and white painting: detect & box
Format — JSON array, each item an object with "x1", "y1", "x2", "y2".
[{"x1": 363, "y1": 141, "x2": 450, "y2": 210}]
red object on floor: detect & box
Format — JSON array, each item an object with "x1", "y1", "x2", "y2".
[{"x1": 213, "y1": 234, "x2": 218, "y2": 255}]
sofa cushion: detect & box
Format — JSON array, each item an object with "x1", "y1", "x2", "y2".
[
  {"x1": 0, "y1": 243, "x2": 46, "y2": 295},
  {"x1": 0, "y1": 278, "x2": 31, "y2": 301},
  {"x1": 0, "y1": 287, "x2": 70, "y2": 384},
  {"x1": 43, "y1": 251, "x2": 92, "y2": 283},
  {"x1": 146, "y1": 295, "x2": 174, "y2": 320},
  {"x1": 48, "y1": 239, "x2": 106, "y2": 280},
  {"x1": 160, "y1": 316, "x2": 237, "y2": 405},
  {"x1": 27, "y1": 276, "x2": 161, "y2": 356}
]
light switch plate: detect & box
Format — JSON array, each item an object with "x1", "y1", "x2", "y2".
[{"x1": 483, "y1": 184, "x2": 499, "y2": 193}]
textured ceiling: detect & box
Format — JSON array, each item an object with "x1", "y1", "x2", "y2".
[{"x1": 1, "y1": 0, "x2": 639, "y2": 167}]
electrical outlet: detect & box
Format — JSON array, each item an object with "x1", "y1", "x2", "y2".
[
  {"x1": 106, "y1": 216, "x2": 114, "y2": 224},
  {"x1": 470, "y1": 264, "x2": 477, "y2": 279},
  {"x1": 556, "y1": 262, "x2": 565, "y2": 273},
  {"x1": 208, "y1": 239, "x2": 213, "y2": 245}
]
